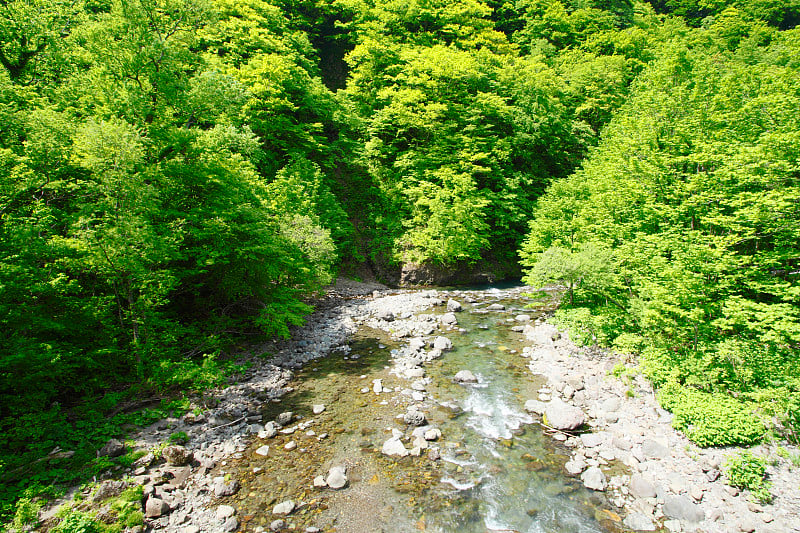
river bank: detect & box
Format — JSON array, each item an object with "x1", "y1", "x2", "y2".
[{"x1": 38, "y1": 282, "x2": 800, "y2": 533}]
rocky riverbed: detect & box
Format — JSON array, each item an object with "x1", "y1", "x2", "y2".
[{"x1": 40, "y1": 281, "x2": 800, "y2": 533}]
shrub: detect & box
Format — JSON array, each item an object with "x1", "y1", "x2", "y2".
[
  {"x1": 724, "y1": 451, "x2": 772, "y2": 503},
  {"x1": 658, "y1": 381, "x2": 765, "y2": 446}
]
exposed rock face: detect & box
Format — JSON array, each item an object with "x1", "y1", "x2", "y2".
[
  {"x1": 97, "y1": 438, "x2": 125, "y2": 458},
  {"x1": 543, "y1": 399, "x2": 586, "y2": 431},
  {"x1": 398, "y1": 257, "x2": 521, "y2": 287}
]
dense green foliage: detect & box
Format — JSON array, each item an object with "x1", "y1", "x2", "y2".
[
  {"x1": 723, "y1": 451, "x2": 772, "y2": 503},
  {"x1": 1, "y1": 0, "x2": 798, "y2": 524},
  {"x1": 521, "y1": 9, "x2": 800, "y2": 445}
]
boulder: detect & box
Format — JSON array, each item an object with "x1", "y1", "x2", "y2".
[
  {"x1": 629, "y1": 474, "x2": 657, "y2": 499},
  {"x1": 216, "y1": 505, "x2": 236, "y2": 520},
  {"x1": 544, "y1": 399, "x2": 586, "y2": 431},
  {"x1": 488, "y1": 303, "x2": 505, "y2": 310},
  {"x1": 272, "y1": 500, "x2": 295, "y2": 515},
  {"x1": 581, "y1": 466, "x2": 607, "y2": 491},
  {"x1": 441, "y1": 312, "x2": 458, "y2": 326},
  {"x1": 214, "y1": 479, "x2": 240, "y2": 498},
  {"x1": 524, "y1": 400, "x2": 546, "y2": 415},
  {"x1": 424, "y1": 428, "x2": 441, "y2": 441},
  {"x1": 663, "y1": 494, "x2": 705, "y2": 523},
  {"x1": 642, "y1": 439, "x2": 669, "y2": 459},
  {"x1": 326, "y1": 466, "x2": 348, "y2": 489},
  {"x1": 145, "y1": 496, "x2": 170, "y2": 518},
  {"x1": 97, "y1": 438, "x2": 125, "y2": 458},
  {"x1": 515, "y1": 314, "x2": 531, "y2": 322},
  {"x1": 446, "y1": 299, "x2": 462, "y2": 312},
  {"x1": 275, "y1": 412, "x2": 293, "y2": 426},
  {"x1": 432, "y1": 336, "x2": 453, "y2": 351},
  {"x1": 453, "y1": 370, "x2": 478, "y2": 383},
  {"x1": 382, "y1": 438, "x2": 409, "y2": 457},
  {"x1": 404, "y1": 410, "x2": 427, "y2": 426},
  {"x1": 162, "y1": 445, "x2": 193, "y2": 466},
  {"x1": 623, "y1": 512, "x2": 656, "y2": 531}
]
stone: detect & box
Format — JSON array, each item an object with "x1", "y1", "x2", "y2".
[
  {"x1": 312, "y1": 404, "x2": 326, "y2": 415},
  {"x1": 222, "y1": 517, "x2": 239, "y2": 532},
  {"x1": 488, "y1": 303, "x2": 505, "y2": 310},
  {"x1": 663, "y1": 519, "x2": 682, "y2": 532},
  {"x1": 145, "y1": 496, "x2": 170, "y2": 518},
  {"x1": 641, "y1": 439, "x2": 669, "y2": 459},
  {"x1": 432, "y1": 336, "x2": 453, "y2": 351},
  {"x1": 544, "y1": 399, "x2": 586, "y2": 431},
  {"x1": 162, "y1": 445, "x2": 193, "y2": 466},
  {"x1": 629, "y1": 474, "x2": 657, "y2": 499},
  {"x1": 183, "y1": 526, "x2": 201, "y2": 533},
  {"x1": 255, "y1": 445, "x2": 270, "y2": 456},
  {"x1": 690, "y1": 486, "x2": 704, "y2": 502},
  {"x1": 580, "y1": 433, "x2": 603, "y2": 448},
  {"x1": 612, "y1": 437, "x2": 633, "y2": 451},
  {"x1": 93, "y1": 480, "x2": 128, "y2": 501},
  {"x1": 313, "y1": 476, "x2": 327, "y2": 488},
  {"x1": 515, "y1": 314, "x2": 531, "y2": 322},
  {"x1": 424, "y1": 428, "x2": 441, "y2": 441},
  {"x1": 623, "y1": 512, "x2": 656, "y2": 531},
  {"x1": 377, "y1": 309, "x2": 394, "y2": 322},
  {"x1": 565, "y1": 458, "x2": 586, "y2": 475},
  {"x1": 372, "y1": 379, "x2": 384, "y2": 393},
  {"x1": 326, "y1": 466, "x2": 348, "y2": 489},
  {"x1": 261, "y1": 421, "x2": 279, "y2": 438},
  {"x1": 453, "y1": 370, "x2": 478, "y2": 383},
  {"x1": 284, "y1": 441, "x2": 297, "y2": 451},
  {"x1": 273, "y1": 500, "x2": 295, "y2": 515},
  {"x1": 441, "y1": 312, "x2": 458, "y2": 325},
  {"x1": 97, "y1": 438, "x2": 125, "y2": 458},
  {"x1": 662, "y1": 494, "x2": 705, "y2": 523},
  {"x1": 305, "y1": 528, "x2": 321, "y2": 533},
  {"x1": 446, "y1": 299, "x2": 462, "y2": 312},
  {"x1": 214, "y1": 480, "x2": 240, "y2": 498},
  {"x1": 404, "y1": 410, "x2": 427, "y2": 426},
  {"x1": 524, "y1": 400, "x2": 546, "y2": 415},
  {"x1": 737, "y1": 518, "x2": 756, "y2": 533},
  {"x1": 270, "y1": 519, "x2": 287, "y2": 531},
  {"x1": 216, "y1": 505, "x2": 236, "y2": 520},
  {"x1": 275, "y1": 412, "x2": 293, "y2": 426},
  {"x1": 581, "y1": 466, "x2": 607, "y2": 491},
  {"x1": 382, "y1": 437, "x2": 409, "y2": 457}
]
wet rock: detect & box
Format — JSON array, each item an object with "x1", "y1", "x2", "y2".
[
  {"x1": 97, "y1": 438, "x2": 125, "y2": 458},
  {"x1": 453, "y1": 370, "x2": 478, "y2": 383},
  {"x1": 446, "y1": 299, "x2": 462, "y2": 312},
  {"x1": 432, "y1": 336, "x2": 453, "y2": 351},
  {"x1": 312, "y1": 404, "x2": 326, "y2": 415},
  {"x1": 524, "y1": 400, "x2": 546, "y2": 415},
  {"x1": 145, "y1": 496, "x2": 170, "y2": 518},
  {"x1": 214, "y1": 479, "x2": 240, "y2": 498},
  {"x1": 275, "y1": 412, "x2": 293, "y2": 426},
  {"x1": 488, "y1": 303, "x2": 505, "y2": 310},
  {"x1": 662, "y1": 494, "x2": 705, "y2": 523},
  {"x1": 273, "y1": 500, "x2": 295, "y2": 515},
  {"x1": 565, "y1": 457, "x2": 587, "y2": 475},
  {"x1": 630, "y1": 474, "x2": 657, "y2": 499},
  {"x1": 326, "y1": 466, "x2": 348, "y2": 489},
  {"x1": 623, "y1": 512, "x2": 656, "y2": 531},
  {"x1": 403, "y1": 410, "x2": 427, "y2": 426},
  {"x1": 428, "y1": 447, "x2": 441, "y2": 461},
  {"x1": 544, "y1": 399, "x2": 586, "y2": 431},
  {"x1": 581, "y1": 466, "x2": 607, "y2": 491},
  {"x1": 255, "y1": 445, "x2": 270, "y2": 456},
  {"x1": 382, "y1": 437, "x2": 409, "y2": 457},
  {"x1": 424, "y1": 428, "x2": 441, "y2": 441},
  {"x1": 163, "y1": 445, "x2": 193, "y2": 466},
  {"x1": 441, "y1": 312, "x2": 458, "y2": 326}
]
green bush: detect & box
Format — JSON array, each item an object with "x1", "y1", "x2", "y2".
[
  {"x1": 50, "y1": 510, "x2": 102, "y2": 533},
  {"x1": 724, "y1": 452, "x2": 772, "y2": 503},
  {"x1": 658, "y1": 381, "x2": 765, "y2": 447}
]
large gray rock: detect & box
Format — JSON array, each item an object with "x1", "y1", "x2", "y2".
[
  {"x1": 642, "y1": 439, "x2": 669, "y2": 459},
  {"x1": 216, "y1": 505, "x2": 236, "y2": 520},
  {"x1": 273, "y1": 500, "x2": 295, "y2": 515},
  {"x1": 441, "y1": 312, "x2": 458, "y2": 326},
  {"x1": 581, "y1": 466, "x2": 607, "y2": 491},
  {"x1": 524, "y1": 399, "x2": 546, "y2": 415},
  {"x1": 432, "y1": 336, "x2": 453, "y2": 351},
  {"x1": 630, "y1": 474, "x2": 657, "y2": 499},
  {"x1": 446, "y1": 299, "x2": 462, "y2": 312},
  {"x1": 488, "y1": 303, "x2": 505, "y2": 310},
  {"x1": 326, "y1": 466, "x2": 348, "y2": 489},
  {"x1": 623, "y1": 512, "x2": 656, "y2": 531},
  {"x1": 382, "y1": 437, "x2": 409, "y2": 457},
  {"x1": 404, "y1": 410, "x2": 427, "y2": 426},
  {"x1": 544, "y1": 399, "x2": 586, "y2": 431},
  {"x1": 663, "y1": 494, "x2": 705, "y2": 523},
  {"x1": 97, "y1": 438, "x2": 125, "y2": 458},
  {"x1": 163, "y1": 445, "x2": 193, "y2": 466},
  {"x1": 275, "y1": 412, "x2": 293, "y2": 426},
  {"x1": 453, "y1": 370, "x2": 478, "y2": 383},
  {"x1": 145, "y1": 496, "x2": 170, "y2": 518},
  {"x1": 214, "y1": 479, "x2": 240, "y2": 498}
]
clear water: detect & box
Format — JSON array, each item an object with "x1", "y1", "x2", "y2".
[{"x1": 224, "y1": 287, "x2": 628, "y2": 532}]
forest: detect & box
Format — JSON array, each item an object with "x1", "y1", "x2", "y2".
[{"x1": 1, "y1": 0, "x2": 798, "y2": 523}]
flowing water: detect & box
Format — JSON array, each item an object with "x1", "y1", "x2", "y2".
[{"x1": 221, "y1": 287, "x2": 629, "y2": 532}]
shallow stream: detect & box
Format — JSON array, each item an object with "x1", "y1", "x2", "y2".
[{"x1": 220, "y1": 287, "x2": 628, "y2": 532}]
